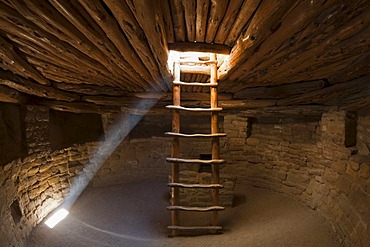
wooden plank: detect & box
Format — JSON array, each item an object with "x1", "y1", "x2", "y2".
[
  {"x1": 166, "y1": 158, "x2": 226, "y2": 164},
  {"x1": 170, "y1": 0, "x2": 186, "y2": 41},
  {"x1": 0, "y1": 3, "x2": 136, "y2": 91},
  {"x1": 168, "y1": 183, "x2": 224, "y2": 189},
  {"x1": 78, "y1": 0, "x2": 164, "y2": 91},
  {"x1": 277, "y1": 76, "x2": 370, "y2": 106},
  {"x1": 233, "y1": 80, "x2": 326, "y2": 99},
  {"x1": 224, "y1": 0, "x2": 262, "y2": 45},
  {"x1": 168, "y1": 226, "x2": 222, "y2": 231},
  {"x1": 166, "y1": 105, "x2": 223, "y2": 112},
  {"x1": 48, "y1": 0, "x2": 148, "y2": 90},
  {"x1": 168, "y1": 42, "x2": 231, "y2": 54},
  {"x1": 160, "y1": 0, "x2": 175, "y2": 43},
  {"x1": 173, "y1": 81, "x2": 218, "y2": 87},
  {"x1": 53, "y1": 83, "x2": 125, "y2": 96},
  {"x1": 0, "y1": 85, "x2": 25, "y2": 104},
  {"x1": 222, "y1": 0, "x2": 342, "y2": 82},
  {"x1": 167, "y1": 206, "x2": 225, "y2": 212},
  {"x1": 165, "y1": 132, "x2": 226, "y2": 138},
  {"x1": 220, "y1": 0, "x2": 297, "y2": 78},
  {"x1": 9, "y1": 0, "x2": 126, "y2": 87},
  {"x1": 214, "y1": 0, "x2": 244, "y2": 44},
  {"x1": 0, "y1": 71, "x2": 78, "y2": 102},
  {"x1": 38, "y1": 100, "x2": 118, "y2": 114},
  {"x1": 219, "y1": 99, "x2": 277, "y2": 109},
  {"x1": 0, "y1": 36, "x2": 50, "y2": 85},
  {"x1": 183, "y1": 0, "x2": 196, "y2": 42},
  {"x1": 205, "y1": 0, "x2": 229, "y2": 43},
  {"x1": 228, "y1": 0, "x2": 369, "y2": 86},
  {"x1": 195, "y1": 0, "x2": 210, "y2": 42},
  {"x1": 180, "y1": 65, "x2": 210, "y2": 75},
  {"x1": 126, "y1": 0, "x2": 172, "y2": 89},
  {"x1": 103, "y1": 0, "x2": 168, "y2": 91}
]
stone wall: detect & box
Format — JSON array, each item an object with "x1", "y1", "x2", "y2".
[
  {"x1": 1, "y1": 103, "x2": 368, "y2": 246},
  {"x1": 0, "y1": 105, "x2": 108, "y2": 246},
  {"x1": 223, "y1": 109, "x2": 369, "y2": 247},
  {"x1": 178, "y1": 171, "x2": 236, "y2": 207}
]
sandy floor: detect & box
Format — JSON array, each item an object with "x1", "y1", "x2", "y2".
[{"x1": 27, "y1": 182, "x2": 341, "y2": 247}]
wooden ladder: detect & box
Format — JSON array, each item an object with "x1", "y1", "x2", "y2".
[{"x1": 166, "y1": 52, "x2": 226, "y2": 236}]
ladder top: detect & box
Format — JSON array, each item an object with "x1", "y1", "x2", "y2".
[{"x1": 175, "y1": 60, "x2": 217, "y2": 65}]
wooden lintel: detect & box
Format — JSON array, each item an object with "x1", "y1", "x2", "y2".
[
  {"x1": 38, "y1": 100, "x2": 117, "y2": 113},
  {"x1": 168, "y1": 42, "x2": 231, "y2": 55},
  {"x1": 0, "y1": 85, "x2": 25, "y2": 104}
]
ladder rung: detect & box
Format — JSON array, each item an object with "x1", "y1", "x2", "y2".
[
  {"x1": 166, "y1": 158, "x2": 226, "y2": 164},
  {"x1": 176, "y1": 60, "x2": 217, "y2": 65},
  {"x1": 166, "y1": 105, "x2": 222, "y2": 112},
  {"x1": 168, "y1": 225, "x2": 222, "y2": 231},
  {"x1": 165, "y1": 132, "x2": 226, "y2": 138},
  {"x1": 167, "y1": 206, "x2": 225, "y2": 212},
  {"x1": 180, "y1": 65, "x2": 210, "y2": 75},
  {"x1": 168, "y1": 183, "x2": 224, "y2": 189},
  {"x1": 173, "y1": 81, "x2": 218, "y2": 87}
]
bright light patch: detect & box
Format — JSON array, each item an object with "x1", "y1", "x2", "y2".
[{"x1": 45, "y1": 208, "x2": 69, "y2": 228}]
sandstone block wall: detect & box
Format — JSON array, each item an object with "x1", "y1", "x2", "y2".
[
  {"x1": 177, "y1": 171, "x2": 236, "y2": 207},
  {"x1": 0, "y1": 105, "x2": 107, "y2": 247},
  {"x1": 1, "y1": 103, "x2": 368, "y2": 247},
  {"x1": 222, "y1": 110, "x2": 369, "y2": 247}
]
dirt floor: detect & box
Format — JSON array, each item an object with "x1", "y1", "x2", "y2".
[{"x1": 27, "y1": 182, "x2": 341, "y2": 247}]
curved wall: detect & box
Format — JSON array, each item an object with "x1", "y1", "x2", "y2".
[
  {"x1": 1, "y1": 104, "x2": 368, "y2": 246},
  {"x1": 221, "y1": 110, "x2": 369, "y2": 247}
]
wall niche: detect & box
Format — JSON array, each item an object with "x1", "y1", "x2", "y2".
[
  {"x1": 0, "y1": 103, "x2": 26, "y2": 166},
  {"x1": 49, "y1": 110, "x2": 105, "y2": 150}
]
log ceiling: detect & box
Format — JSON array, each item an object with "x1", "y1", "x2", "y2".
[{"x1": 0, "y1": 0, "x2": 369, "y2": 115}]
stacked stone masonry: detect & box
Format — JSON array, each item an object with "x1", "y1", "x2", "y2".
[
  {"x1": 221, "y1": 110, "x2": 369, "y2": 247},
  {"x1": 1, "y1": 104, "x2": 369, "y2": 246}
]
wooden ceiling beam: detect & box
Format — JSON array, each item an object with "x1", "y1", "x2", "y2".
[
  {"x1": 219, "y1": 0, "x2": 297, "y2": 79},
  {"x1": 0, "y1": 35, "x2": 50, "y2": 86},
  {"x1": 53, "y1": 83, "x2": 125, "y2": 97},
  {"x1": 220, "y1": 0, "x2": 342, "y2": 83},
  {"x1": 103, "y1": 0, "x2": 168, "y2": 91},
  {"x1": 0, "y1": 70, "x2": 79, "y2": 102},
  {"x1": 48, "y1": 0, "x2": 148, "y2": 91},
  {"x1": 77, "y1": 0, "x2": 165, "y2": 92},
  {"x1": 168, "y1": 42, "x2": 231, "y2": 54},
  {"x1": 224, "y1": 0, "x2": 261, "y2": 46},
  {"x1": 277, "y1": 76, "x2": 370, "y2": 106},
  {"x1": 126, "y1": 0, "x2": 172, "y2": 89},
  {"x1": 0, "y1": 85, "x2": 26, "y2": 104},
  {"x1": 214, "y1": 0, "x2": 244, "y2": 44},
  {"x1": 234, "y1": 80, "x2": 326, "y2": 100},
  {"x1": 170, "y1": 0, "x2": 186, "y2": 42},
  {"x1": 226, "y1": 0, "x2": 369, "y2": 91},
  {"x1": 205, "y1": 0, "x2": 228, "y2": 43},
  {"x1": 161, "y1": 0, "x2": 174, "y2": 43},
  {"x1": 183, "y1": 0, "x2": 196, "y2": 42}
]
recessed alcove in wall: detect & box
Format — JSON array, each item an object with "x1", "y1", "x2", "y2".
[
  {"x1": 49, "y1": 110, "x2": 105, "y2": 150},
  {"x1": 0, "y1": 103, "x2": 26, "y2": 166},
  {"x1": 345, "y1": 112, "x2": 357, "y2": 148},
  {"x1": 10, "y1": 199, "x2": 23, "y2": 225}
]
